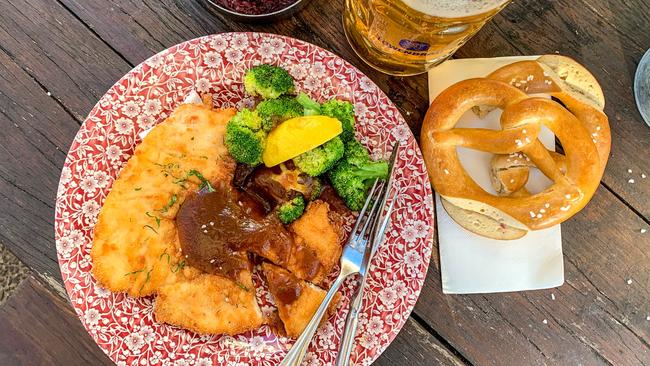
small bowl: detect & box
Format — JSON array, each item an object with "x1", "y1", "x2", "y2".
[{"x1": 200, "y1": 0, "x2": 313, "y2": 23}]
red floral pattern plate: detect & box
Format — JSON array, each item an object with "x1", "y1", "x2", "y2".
[{"x1": 54, "y1": 33, "x2": 434, "y2": 366}]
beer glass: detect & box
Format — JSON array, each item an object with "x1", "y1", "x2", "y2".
[{"x1": 343, "y1": 0, "x2": 512, "y2": 76}]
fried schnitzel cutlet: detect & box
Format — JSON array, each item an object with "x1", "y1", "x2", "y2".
[
  {"x1": 155, "y1": 269, "x2": 262, "y2": 335},
  {"x1": 90, "y1": 103, "x2": 264, "y2": 334},
  {"x1": 286, "y1": 201, "x2": 343, "y2": 285},
  {"x1": 262, "y1": 262, "x2": 340, "y2": 338},
  {"x1": 91, "y1": 101, "x2": 345, "y2": 336}
]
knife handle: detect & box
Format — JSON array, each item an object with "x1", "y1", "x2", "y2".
[{"x1": 335, "y1": 282, "x2": 365, "y2": 366}]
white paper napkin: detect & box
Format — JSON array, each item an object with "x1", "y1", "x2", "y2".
[{"x1": 427, "y1": 57, "x2": 564, "y2": 294}]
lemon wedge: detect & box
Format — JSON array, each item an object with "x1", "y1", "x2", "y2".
[{"x1": 263, "y1": 116, "x2": 342, "y2": 167}]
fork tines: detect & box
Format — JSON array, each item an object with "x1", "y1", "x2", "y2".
[{"x1": 347, "y1": 179, "x2": 387, "y2": 250}]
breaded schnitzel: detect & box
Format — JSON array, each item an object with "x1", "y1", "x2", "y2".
[
  {"x1": 155, "y1": 269, "x2": 261, "y2": 335},
  {"x1": 286, "y1": 201, "x2": 343, "y2": 285},
  {"x1": 90, "y1": 103, "x2": 264, "y2": 334},
  {"x1": 91, "y1": 102, "x2": 344, "y2": 336},
  {"x1": 262, "y1": 262, "x2": 339, "y2": 338}
]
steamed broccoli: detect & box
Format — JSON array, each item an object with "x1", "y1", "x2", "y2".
[
  {"x1": 296, "y1": 92, "x2": 321, "y2": 116},
  {"x1": 244, "y1": 64, "x2": 295, "y2": 99},
  {"x1": 256, "y1": 97, "x2": 303, "y2": 132},
  {"x1": 327, "y1": 140, "x2": 388, "y2": 211},
  {"x1": 224, "y1": 109, "x2": 267, "y2": 166},
  {"x1": 321, "y1": 100, "x2": 356, "y2": 142},
  {"x1": 277, "y1": 194, "x2": 305, "y2": 224},
  {"x1": 293, "y1": 137, "x2": 344, "y2": 177}
]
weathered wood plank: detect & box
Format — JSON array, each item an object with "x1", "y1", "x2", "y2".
[
  {"x1": 0, "y1": 276, "x2": 112, "y2": 365},
  {"x1": 374, "y1": 317, "x2": 467, "y2": 366},
  {"x1": 0, "y1": 0, "x2": 131, "y2": 121},
  {"x1": 457, "y1": 0, "x2": 650, "y2": 218},
  {"x1": 0, "y1": 48, "x2": 84, "y2": 284},
  {"x1": 0, "y1": 276, "x2": 463, "y2": 366},
  {"x1": 415, "y1": 186, "x2": 650, "y2": 365},
  {"x1": 1, "y1": 0, "x2": 648, "y2": 364}
]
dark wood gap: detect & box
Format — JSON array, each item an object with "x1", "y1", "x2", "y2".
[
  {"x1": 54, "y1": 0, "x2": 136, "y2": 68},
  {"x1": 0, "y1": 43, "x2": 83, "y2": 126},
  {"x1": 410, "y1": 312, "x2": 474, "y2": 366}
]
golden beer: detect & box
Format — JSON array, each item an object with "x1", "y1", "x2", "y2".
[{"x1": 343, "y1": 0, "x2": 512, "y2": 76}]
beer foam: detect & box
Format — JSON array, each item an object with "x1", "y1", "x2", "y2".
[{"x1": 401, "y1": 0, "x2": 509, "y2": 18}]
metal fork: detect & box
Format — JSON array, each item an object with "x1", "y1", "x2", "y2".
[
  {"x1": 335, "y1": 143, "x2": 401, "y2": 366},
  {"x1": 279, "y1": 179, "x2": 389, "y2": 366}
]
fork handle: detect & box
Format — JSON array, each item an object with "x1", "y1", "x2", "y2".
[
  {"x1": 335, "y1": 279, "x2": 364, "y2": 366},
  {"x1": 280, "y1": 273, "x2": 348, "y2": 366}
]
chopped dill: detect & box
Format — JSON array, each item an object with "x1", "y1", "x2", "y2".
[
  {"x1": 235, "y1": 282, "x2": 250, "y2": 292},
  {"x1": 160, "y1": 194, "x2": 177, "y2": 213},
  {"x1": 135, "y1": 187, "x2": 142, "y2": 191},
  {"x1": 199, "y1": 156, "x2": 209, "y2": 160},
  {"x1": 170, "y1": 260, "x2": 186, "y2": 273},
  {"x1": 139, "y1": 267, "x2": 154, "y2": 294},
  {"x1": 172, "y1": 177, "x2": 188, "y2": 189},
  {"x1": 159, "y1": 249, "x2": 171, "y2": 264},
  {"x1": 124, "y1": 268, "x2": 145, "y2": 277},
  {"x1": 145, "y1": 211, "x2": 161, "y2": 228},
  {"x1": 155, "y1": 162, "x2": 183, "y2": 179},
  {"x1": 143, "y1": 224, "x2": 158, "y2": 234},
  {"x1": 187, "y1": 169, "x2": 215, "y2": 192},
  {"x1": 171, "y1": 169, "x2": 214, "y2": 192}
]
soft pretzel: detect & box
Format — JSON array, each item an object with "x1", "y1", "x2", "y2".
[{"x1": 421, "y1": 56, "x2": 610, "y2": 239}]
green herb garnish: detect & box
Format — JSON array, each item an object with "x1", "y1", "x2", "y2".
[
  {"x1": 235, "y1": 281, "x2": 250, "y2": 292},
  {"x1": 187, "y1": 169, "x2": 215, "y2": 192},
  {"x1": 146, "y1": 211, "x2": 161, "y2": 228},
  {"x1": 143, "y1": 224, "x2": 158, "y2": 234},
  {"x1": 160, "y1": 194, "x2": 178, "y2": 213},
  {"x1": 139, "y1": 267, "x2": 154, "y2": 294},
  {"x1": 135, "y1": 187, "x2": 142, "y2": 191},
  {"x1": 124, "y1": 268, "x2": 145, "y2": 277},
  {"x1": 159, "y1": 249, "x2": 171, "y2": 264},
  {"x1": 170, "y1": 260, "x2": 186, "y2": 273}
]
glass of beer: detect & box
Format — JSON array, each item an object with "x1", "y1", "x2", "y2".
[{"x1": 343, "y1": 0, "x2": 512, "y2": 76}]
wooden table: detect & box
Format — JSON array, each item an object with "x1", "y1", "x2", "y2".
[{"x1": 0, "y1": 0, "x2": 648, "y2": 365}]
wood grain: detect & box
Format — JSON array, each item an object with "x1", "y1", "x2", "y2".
[
  {"x1": 416, "y1": 186, "x2": 650, "y2": 365},
  {"x1": 0, "y1": 276, "x2": 112, "y2": 365},
  {"x1": 0, "y1": 48, "x2": 80, "y2": 284},
  {"x1": 0, "y1": 277, "x2": 464, "y2": 366},
  {"x1": 0, "y1": 0, "x2": 649, "y2": 364},
  {"x1": 0, "y1": 0, "x2": 131, "y2": 121},
  {"x1": 374, "y1": 317, "x2": 467, "y2": 366}
]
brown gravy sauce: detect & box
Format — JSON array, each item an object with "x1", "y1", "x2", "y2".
[
  {"x1": 272, "y1": 270, "x2": 303, "y2": 304},
  {"x1": 177, "y1": 182, "x2": 325, "y2": 291},
  {"x1": 177, "y1": 184, "x2": 293, "y2": 281}
]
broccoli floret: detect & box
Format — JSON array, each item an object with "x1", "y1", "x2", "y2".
[
  {"x1": 256, "y1": 97, "x2": 303, "y2": 132},
  {"x1": 296, "y1": 92, "x2": 321, "y2": 116},
  {"x1": 244, "y1": 64, "x2": 295, "y2": 99},
  {"x1": 341, "y1": 139, "x2": 371, "y2": 166},
  {"x1": 308, "y1": 177, "x2": 323, "y2": 201},
  {"x1": 224, "y1": 109, "x2": 267, "y2": 166},
  {"x1": 293, "y1": 137, "x2": 344, "y2": 177},
  {"x1": 277, "y1": 195, "x2": 305, "y2": 224},
  {"x1": 321, "y1": 99, "x2": 356, "y2": 142},
  {"x1": 327, "y1": 141, "x2": 388, "y2": 211}
]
